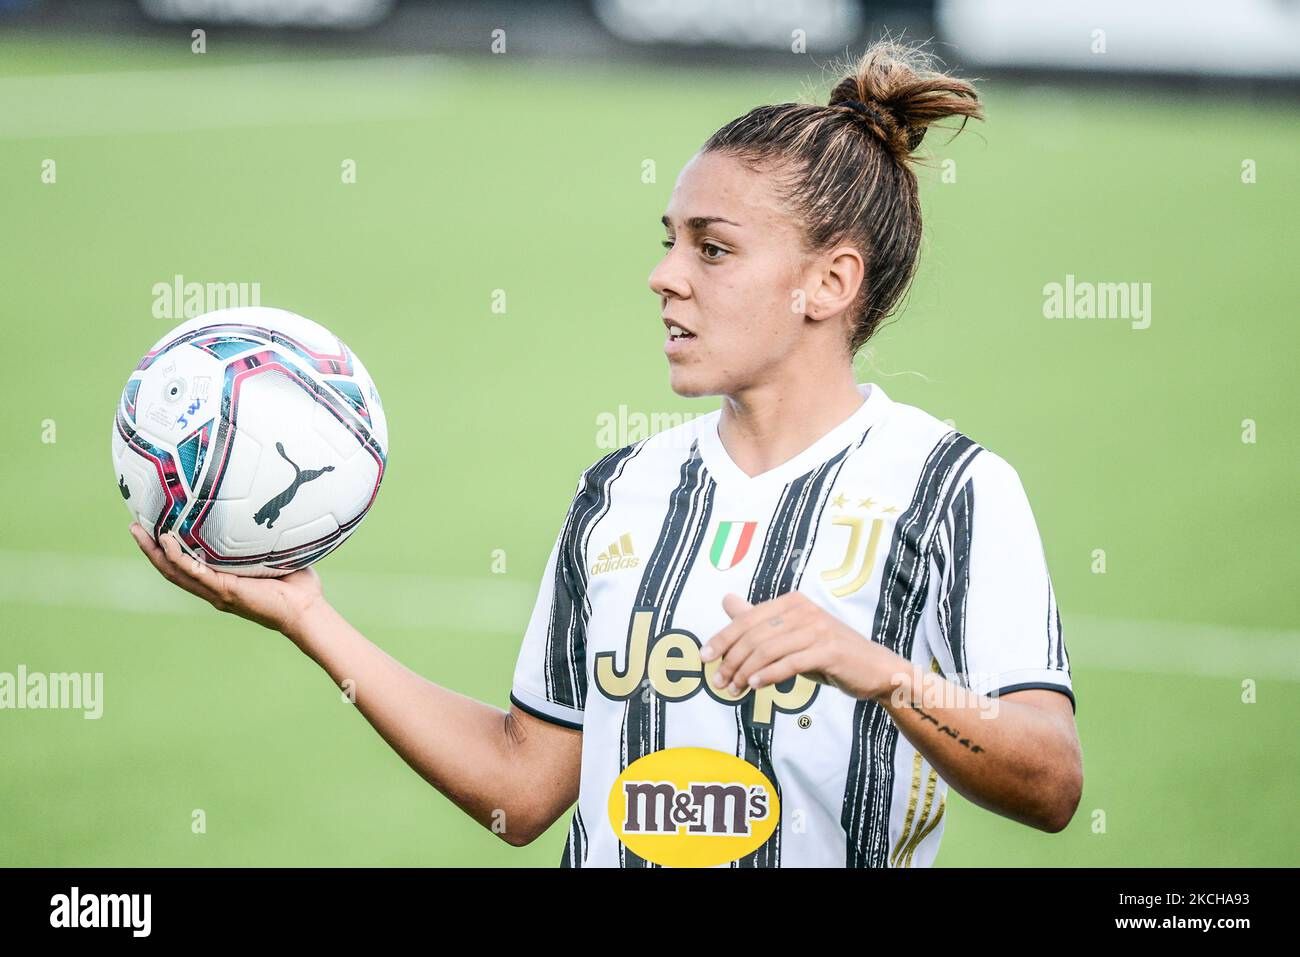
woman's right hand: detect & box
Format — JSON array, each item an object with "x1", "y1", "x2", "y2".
[{"x1": 129, "y1": 522, "x2": 325, "y2": 634}]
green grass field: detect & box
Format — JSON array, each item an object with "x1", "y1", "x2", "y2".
[{"x1": 1, "y1": 34, "x2": 1296, "y2": 866}]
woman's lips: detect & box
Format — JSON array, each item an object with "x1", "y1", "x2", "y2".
[{"x1": 664, "y1": 323, "x2": 697, "y2": 357}]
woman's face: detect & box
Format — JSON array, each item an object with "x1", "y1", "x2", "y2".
[{"x1": 650, "y1": 151, "x2": 820, "y2": 399}]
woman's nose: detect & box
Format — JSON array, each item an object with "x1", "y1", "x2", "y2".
[{"x1": 648, "y1": 250, "x2": 689, "y2": 301}]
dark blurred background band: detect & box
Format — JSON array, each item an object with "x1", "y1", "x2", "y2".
[{"x1": 2, "y1": 0, "x2": 1297, "y2": 87}]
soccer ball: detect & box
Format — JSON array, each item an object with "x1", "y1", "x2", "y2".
[{"x1": 112, "y1": 307, "x2": 389, "y2": 577}]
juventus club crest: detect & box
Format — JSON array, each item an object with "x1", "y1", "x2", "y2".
[
  {"x1": 709, "y1": 520, "x2": 758, "y2": 570},
  {"x1": 821, "y1": 494, "x2": 899, "y2": 597}
]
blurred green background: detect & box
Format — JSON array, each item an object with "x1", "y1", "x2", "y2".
[{"x1": 0, "y1": 34, "x2": 1296, "y2": 866}]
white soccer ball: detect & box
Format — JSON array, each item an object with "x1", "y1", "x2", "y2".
[{"x1": 112, "y1": 307, "x2": 389, "y2": 577}]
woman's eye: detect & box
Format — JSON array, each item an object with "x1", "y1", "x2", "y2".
[
  {"x1": 661, "y1": 239, "x2": 674, "y2": 250},
  {"x1": 701, "y1": 242, "x2": 727, "y2": 261}
]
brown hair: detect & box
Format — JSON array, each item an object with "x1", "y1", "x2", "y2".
[{"x1": 702, "y1": 41, "x2": 983, "y2": 353}]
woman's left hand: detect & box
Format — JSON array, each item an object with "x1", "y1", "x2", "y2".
[{"x1": 700, "y1": 591, "x2": 906, "y2": 702}]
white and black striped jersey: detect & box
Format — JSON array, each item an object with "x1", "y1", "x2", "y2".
[{"x1": 511, "y1": 381, "x2": 1074, "y2": 868}]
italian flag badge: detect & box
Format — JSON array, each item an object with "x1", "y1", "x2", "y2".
[{"x1": 710, "y1": 520, "x2": 758, "y2": 570}]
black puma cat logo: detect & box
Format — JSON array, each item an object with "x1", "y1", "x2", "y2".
[
  {"x1": 253, "y1": 442, "x2": 334, "y2": 530},
  {"x1": 119, "y1": 474, "x2": 130, "y2": 499}
]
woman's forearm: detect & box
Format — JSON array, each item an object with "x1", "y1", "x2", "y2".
[
  {"x1": 279, "y1": 599, "x2": 562, "y2": 844},
  {"x1": 875, "y1": 660, "x2": 1082, "y2": 832}
]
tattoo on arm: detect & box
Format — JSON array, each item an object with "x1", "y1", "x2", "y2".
[{"x1": 908, "y1": 703, "x2": 985, "y2": 754}]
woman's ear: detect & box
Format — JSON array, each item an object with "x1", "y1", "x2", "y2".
[{"x1": 806, "y1": 245, "x2": 866, "y2": 321}]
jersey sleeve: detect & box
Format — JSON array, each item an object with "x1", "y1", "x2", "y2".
[
  {"x1": 927, "y1": 450, "x2": 1075, "y2": 713},
  {"x1": 509, "y1": 473, "x2": 590, "y2": 730}
]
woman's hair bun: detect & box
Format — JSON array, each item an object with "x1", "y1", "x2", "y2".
[{"x1": 828, "y1": 41, "x2": 983, "y2": 160}]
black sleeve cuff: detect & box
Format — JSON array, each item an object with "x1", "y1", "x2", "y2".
[
  {"x1": 988, "y1": 682, "x2": 1076, "y2": 715},
  {"x1": 509, "y1": 692, "x2": 584, "y2": 731}
]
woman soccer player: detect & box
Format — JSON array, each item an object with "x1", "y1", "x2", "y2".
[{"x1": 130, "y1": 41, "x2": 1082, "y2": 868}]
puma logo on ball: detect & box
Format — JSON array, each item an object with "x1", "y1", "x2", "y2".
[{"x1": 254, "y1": 442, "x2": 334, "y2": 530}]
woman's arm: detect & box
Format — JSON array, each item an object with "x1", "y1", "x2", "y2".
[
  {"x1": 873, "y1": 672, "x2": 1081, "y2": 833},
  {"x1": 130, "y1": 524, "x2": 581, "y2": 847},
  {"x1": 703, "y1": 590, "x2": 1083, "y2": 833}
]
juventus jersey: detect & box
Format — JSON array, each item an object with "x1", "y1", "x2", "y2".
[{"x1": 510, "y1": 381, "x2": 1074, "y2": 868}]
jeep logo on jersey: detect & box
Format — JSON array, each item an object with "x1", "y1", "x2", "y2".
[
  {"x1": 594, "y1": 609, "x2": 818, "y2": 724},
  {"x1": 607, "y1": 747, "x2": 779, "y2": 867}
]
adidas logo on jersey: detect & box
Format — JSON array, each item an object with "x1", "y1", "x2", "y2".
[{"x1": 591, "y1": 533, "x2": 639, "y2": 576}]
